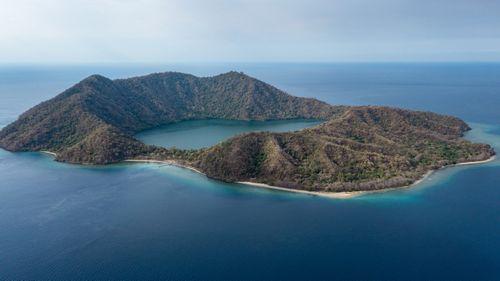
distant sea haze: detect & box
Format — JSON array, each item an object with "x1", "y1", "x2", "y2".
[
  {"x1": 0, "y1": 63, "x2": 499, "y2": 280},
  {"x1": 1, "y1": 63, "x2": 499, "y2": 127}
]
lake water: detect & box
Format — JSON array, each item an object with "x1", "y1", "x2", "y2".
[
  {"x1": 0, "y1": 63, "x2": 499, "y2": 280},
  {"x1": 136, "y1": 119, "x2": 321, "y2": 149}
]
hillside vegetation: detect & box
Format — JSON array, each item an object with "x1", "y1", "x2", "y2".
[
  {"x1": 0, "y1": 71, "x2": 342, "y2": 163},
  {"x1": 0, "y1": 71, "x2": 494, "y2": 192},
  {"x1": 184, "y1": 107, "x2": 493, "y2": 192}
]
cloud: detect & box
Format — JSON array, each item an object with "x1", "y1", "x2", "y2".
[{"x1": 1, "y1": 0, "x2": 499, "y2": 62}]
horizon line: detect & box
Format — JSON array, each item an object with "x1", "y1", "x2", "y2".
[{"x1": 2, "y1": 61, "x2": 500, "y2": 66}]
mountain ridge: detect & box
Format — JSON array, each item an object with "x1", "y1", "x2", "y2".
[
  {"x1": 0, "y1": 71, "x2": 494, "y2": 192},
  {"x1": 183, "y1": 106, "x2": 493, "y2": 192},
  {"x1": 0, "y1": 71, "x2": 344, "y2": 163}
]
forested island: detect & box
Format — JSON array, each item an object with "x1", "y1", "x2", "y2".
[{"x1": 0, "y1": 71, "x2": 494, "y2": 193}]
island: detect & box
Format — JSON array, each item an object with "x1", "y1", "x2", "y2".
[{"x1": 0, "y1": 71, "x2": 495, "y2": 194}]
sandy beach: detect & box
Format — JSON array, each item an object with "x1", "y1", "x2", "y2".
[
  {"x1": 453, "y1": 155, "x2": 496, "y2": 166},
  {"x1": 125, "y1": 159, "x2": 364, "y2": 198},
  {"x1": 238, "y1": 155, "x2": 496, "y2": 199},
  {"x1": 43, "y1": 152, "x2": 495, "y2": 199},
  {"x1": 40, "y1": 150, "x2": 57, "y2": 157},
  {"x1": 238, "y1": 169, "x2": 435, "y2": 199},
  {"x1": 124, "y1": 155, "x2": 496, "y2": 199},
  {"x1": 124, "y1": 159, "x2": 205, "y2": 175},
  {"x1": 237, "y1": 181, "x2": 363, "y2": 198}
]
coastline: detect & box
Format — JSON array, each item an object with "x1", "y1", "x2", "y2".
[
  {"x1": 124, "y1": 159, "x2": 205, "y2": 175},
  {"x1": 237, "y1": 173, "x2": 433, "y2": 200},
  {"x1": 236, "y1": 181, "x2": 365, "y2": 199},
  {"x1": 40, "y1": 150, "x2": 57, "y2": 157},
  {"x1": 125, "y1": 159, "x2": 365, "y2": 198},
  {"x1": 452, "y1": 155, "x2": 496, "y2": 166},
  {"x1": 238, "y1": 155, "x2": 496, "y2": 199},
  {"x1": 47, "y1": 153, "x2": 496, "y2": 200}
]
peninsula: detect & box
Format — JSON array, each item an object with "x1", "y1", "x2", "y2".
[{"x1": 0, "y1": 71, "x2": 494, "y2": 193}]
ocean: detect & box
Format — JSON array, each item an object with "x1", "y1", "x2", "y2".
[{"x1": 0, "y1": 63, "x2": 499, "y2": 280}]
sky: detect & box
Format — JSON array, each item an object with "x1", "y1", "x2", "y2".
[{"x1": 1, "y1": 0, "x2": 500, "y2": 63}]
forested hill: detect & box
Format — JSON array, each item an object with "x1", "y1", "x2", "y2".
[
  {"x1": 0, "y1": 71, "x2": 494, "y2": 192},
  {"x1": 187, "y1": 106, "x2": 494, "y2": 192},
  {"x1": 0, "y1": 71, "x2": 344, "y2": 163}
]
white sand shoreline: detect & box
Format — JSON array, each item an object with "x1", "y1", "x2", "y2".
[
  {"x1": 453, "y1": 155, "x2": 496, "y2": 166},
  {"x1": 239, "y1": 155, "x2": 496, "y2": 199},
  {"x1": 124, "y1": 159, "x2": 205, "y2": 175},
  {"x1": 236, "y1": 181, "x2": 364, "y2": 198},
  {"x1": 41, "y1": 152, "x2": 496, "y2": 199},
  {"x1": 238, "y1": 172, "x2": 433, "y2": 200},
  {"x1": 40, "y1": 150, "x2": 57, "y2": 157},
  {"x1": 125, "y1": 155, "x2": 496, "y2": 199}
]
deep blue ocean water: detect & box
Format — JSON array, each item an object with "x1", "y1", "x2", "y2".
[{"x1": 0, "y1": 63, "x2": 499, "y2": 280}]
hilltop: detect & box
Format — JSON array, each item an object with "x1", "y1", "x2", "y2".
[
  {"x1": 0, "y1": 71, "x2": 343, "y2": 164},
  {"x1": 185, "y1": 106, "x2": 494, "y2": 192},
  {"x1": 0, "y1": 71, "x2": 494, "y2": 192}
]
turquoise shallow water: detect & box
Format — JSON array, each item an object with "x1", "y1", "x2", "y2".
[{"x1": 0, "y1": 63, "x2": 499, "y2": 280}]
